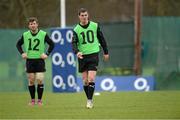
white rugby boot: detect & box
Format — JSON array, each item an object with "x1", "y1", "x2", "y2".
[{"x1": 86, "y1": 99, "x2": 93, "y2": 109}]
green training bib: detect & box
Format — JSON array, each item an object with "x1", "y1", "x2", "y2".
[
  {"x1": 23, "y1": 30, "x2": 46, "y2": 59},
  {"x1": 74, "y1": 21, "x2": 100, "y2": 55}
]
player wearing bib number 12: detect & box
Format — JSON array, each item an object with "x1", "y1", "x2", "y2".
[
  {"x1": 72, "y1": 8, "x2": 109, "y2": 109},
  {"x1": 16, "y1": 17, "x2": 54, "y2": 106}
]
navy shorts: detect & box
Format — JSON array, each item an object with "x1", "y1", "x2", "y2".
[
  {"x1": 78, "y1": 53, "x2": 99, "y2": 73},
  {"x1": 26, "y1": 59, "x2": 46, "y2": 73}
]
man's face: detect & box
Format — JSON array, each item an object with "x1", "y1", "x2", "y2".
[
  {"x1": 28, "y1": 21, "x2": 38, "y2": 32},
  {"x1": 79, "y1": 11, "x2": 89, "y2": 24}
]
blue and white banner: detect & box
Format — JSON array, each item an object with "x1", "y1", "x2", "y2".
[
  {"x1": 76, "y1": 76, "x2": 155, "y2": 92},
  {"x1": 51, "y1": 28, "x2": 77, "y2": 92},
  {"x1": 50, "y1": 29, "x2": 155, "y2": 92}
]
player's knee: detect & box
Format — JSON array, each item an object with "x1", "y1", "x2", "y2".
[
  {"x1": 83, "y1": 80, "x2": 89, "y2": 86},
  {"x1": 29, "y1": 79, "x2": 35, "y2": 85},
  {"x1": 37, "y1": 79, "x2": 43, "y2": 85},
  {"x1": 36, "y1": 73, "x2": 44, "y2": 85},
  {"x1": 28, "y1": 74, "x2": 35, "y2": 85},
  {"x1": 88, "y1": 76, "x2": 95, "y2": 83},
  {"x1": 82, "y1": 75, "x2": 88, "y2": 81},
  {"x1": 28, "y1": 74, "x2": 34, "y2": 80}
]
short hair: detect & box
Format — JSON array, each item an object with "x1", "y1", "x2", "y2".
[
  {"x1": 78, "y1": 8, "x2": 88, "y2": 16},
  {"x1": 27, "y1": 17, "x2": 38, "y2": 24}
]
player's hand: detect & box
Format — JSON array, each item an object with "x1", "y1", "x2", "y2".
[
  {"x1": 21, "y1": 53, "x2": 27, "y2": 59},
  {"x1": 77, "y1": 52, "x2": 83, "y2": 59},
  {"x1": 41, "y1": 53, "x2": 48, "y2": 59},
  {"x1": 103, "y1": 54, "x2": 109, "y2": 62}
]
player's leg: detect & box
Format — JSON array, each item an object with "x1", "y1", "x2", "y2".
[
  {"x1": 88, "y1": 70, "x2": 96, "y2": 99},
  {"x1": 78, "y1": 58, "x2": 90, "y2": 100},
  {"x1": 86, "y1": 70, "x2": 96, "y2": 108},
  {"x1": 36, "y1": 72, "x2": 44, "y2": 105},
  {"x1": 33, "y1": 59, "x2": 45, "y2": 105},
  {"x1": 86, "y1": 53, "x2": 98, "y2": 108},
  {"x1": 27, "y1": 73, "x2": 36, "y2": 105},
  {"x1": 82, "y1": 71, "x2": 89, "y2": 99}
]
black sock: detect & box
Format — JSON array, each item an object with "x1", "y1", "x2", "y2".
[
  {"x1": 88, "y1": 82, "x2": 95, "y2": 100},
  {"x1": 37, "y1": 84, "x2": 44, "y2": 100},
  {"x1": 28, "y1": 85, "x2": 35, "y2": 99},
  {"x1": 83, "y1": 85, "x2": 89, "y2": 99}
]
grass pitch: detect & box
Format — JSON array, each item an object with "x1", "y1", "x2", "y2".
[{"x1": 0, "y1": 91, "x2": 180, "y2": 119}]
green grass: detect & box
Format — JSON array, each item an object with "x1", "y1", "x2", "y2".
[{"x1": 0, "y1": 91, "x2": 180, "y2": 119}]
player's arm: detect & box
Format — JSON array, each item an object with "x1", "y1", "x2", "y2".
[
  {"x1": 97, "y1": 24, "x2": 108, "y2": 54},
  {"x1": 44, "y1": 34, "x2": 54, "y2": 56},
  {"x1": 72, "y1": 31, "x2": 83, "y2": 59},
  {"x1": 72, "y1": 31, "x2": 79, "y2": 54},
  {"x1": 97, "y1": 24, "x2": 109, "y2": 61},
  {"x1": 16, "y1": 36, "x2": 27, "y2": 59},
  {"x1": 16, "y1": 36, "x2": 24, "y2": 54}
]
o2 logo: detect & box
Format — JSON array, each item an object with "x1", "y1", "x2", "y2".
[
  {"x1": 52, "y1": 53, "x2": 65, "y2": 67},
  {"x1": 52, "y1": 52, "x2": 75, "y2": 67},
  {"x1": 66, "y1": 52, "x2": 76, "y2": 67},
  {"x1": 53, "y1": 75, "x2": 65, "y2": 89},
  {"x1": 51, "y1": 30, "x2": 73, "y2": 45},
  {"x1": 67, "y1": 75, "x2": 80, "y2": 92},
  {"x1": 53, "y1": 74, "x2": 79, "y2": 91},
  {"x1": 134, "y1": 77, "x2": 150, "y2": 91},
  {"x1": 100, "y1": 78, "x2": 117, "y2": 92}
]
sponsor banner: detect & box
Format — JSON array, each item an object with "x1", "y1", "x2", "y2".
[
  {"x1": 50, "y1": 29, "x2": 155, "y2": 92},
  {"x1": 51, "y1": 28, "x2": 77, "y2": 92},
  {"x1": 76, "y1": 76, "x2": 155, "y2": 92}
]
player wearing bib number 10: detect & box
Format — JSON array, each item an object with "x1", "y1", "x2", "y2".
[
  {"x1": 16, "y1": 17, "x2": 54, "y2": 106},
  {"x1": 72, "y1": 8, "x2": 109, "y2": 109}
]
